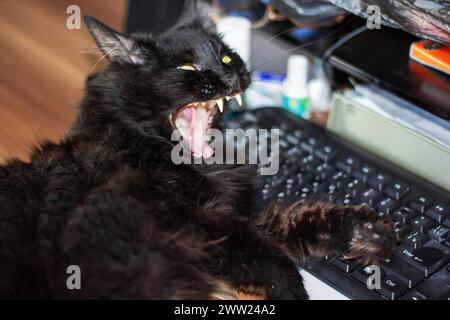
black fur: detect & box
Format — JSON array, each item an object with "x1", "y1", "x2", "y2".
[{"x1": 0, "y1": 10, "x2": 396, "y2": 299}]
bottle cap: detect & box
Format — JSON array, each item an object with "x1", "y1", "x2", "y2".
[{"x1": 286, "y1": 55, "x2": 309, "y2": 86}]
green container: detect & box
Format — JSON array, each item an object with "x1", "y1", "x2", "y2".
[{"x1": 328, "y1": 93, "x2": 450, "y2": 192}]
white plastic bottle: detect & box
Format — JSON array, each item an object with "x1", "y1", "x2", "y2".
[
  {"x1": 217, "y1": 15, "x2": 252, "y2": 110},
  {"x1": 282, "y1": 55, "x2": 309, "y2": 118},
  {"x1": 217, "y1": 16, "x2": 251, "y2": 67},
  {"x1": 308, "y1": 60, "x2": 331, "y2": 127}
]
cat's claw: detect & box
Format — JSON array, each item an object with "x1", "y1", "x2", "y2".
[{"x1": 343, "y1": 205, "x2": 398, "y2": 265}]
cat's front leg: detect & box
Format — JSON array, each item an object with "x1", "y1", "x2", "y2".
[{"x1": 257, "y1": 201, "x2": 397, "y2": 266}]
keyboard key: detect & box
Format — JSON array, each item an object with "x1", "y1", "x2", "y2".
[
  {"x1": 369, "y1": 173, "x2": 392, "y2": 191},
  {"x1": 409, "y1": 196, "x2": 432, "y2": 214},
  {"x1": 444, "y1": 219, "x2": 450, "y2": 228},
  {"x1": 405, "y1": 231, "x2": 429, "y2": 249},
  {"x1": 351, "y1": 266, "x2": 385, "y2": 285},
  {"x1": 285, "y1": 134, "x2": 300, "y2": 146},
  {"x1": 397, "y1": 240, "x2": 450, "y2": 277},
  {"x1": 425, "y1": 204, "x2": 450, "y2": 223},
  {"x1": 315, "y1": 145, "x2": 338, "y2": 162},
  {"x1": 380, "y1": 256, "x2": 424, "y2": 289},
  {"x1": 344, "y1": 179, "x2": 364, "y2": 197},
  {"x1": 314, "y1": 163, "x2": 335, "y2": 180},
  {"x1": 411, "y1": 216, "x2": 435, "y2": 233},
  {"x1": 271, "y1": 175, "x2": 285, "y2": 187},
  {"x1": 293, "y1": 129, "x2": 303, "y2": 138},
  {"x1": 385, "y1": 182, "x2": 410, "y2": 200},
  {"x1": 299, "y1": 155, "x2": 319, "y2": 172},
  {"x1": 360, "y1": 188, "x2": 382, "y2": 206},
  {"x1": 352, "y1": 165, "x2": 375, "y2": 183},
  {"x1": 283, "y1": 161, "x2": 300, "y2": 174},
  {"x1": 261, "y1": 189, "x2": 272, "y2": 201},
  {"x1": 376, "y1": 197, "x2": 399, "y2": 215},
  {"x1": 286, "y1": 146, "x2": 303, "y2": 157},
  {"x1": 309, "y1": 180, "x2": 326, "y2": 194},
  {"x1": 331, "y1": 257, "x2": 358, "y2": 273},
  {"x1": 337, "y1": 193, "x2": 358, "y2": 206},
  {"x1": 279, "y1": 139, "x2": 289, "y2": 149},
  {"x1": 391, "y1": 207, "x2": 418, "y2": 224},
  {"x1": 322, "y1": 184, "x2": 343, "y2": 202},
  {"x1": 375, "y1": 276, "x2": 407, "y2": 300},
  {"x1": 428, "y1": 225, "x2": 450, "y2": 243},
  {"x1": 322, "y1": 254, "x2": 333, "y2": 261},
  {"x1": 394, "y1": 222, "x2": 412, "y2": 239},
  {"x1": 400, "y1": 291, "x2": 428, "y2": 300},
  {"x1": 336, "y1": 156, "x2": 360, "y2": 174},
  {"x1": 444, "y1": 239, "x2": 450, "y2": 248},
  {"x1": 409, "y1": 266, "x2": 450, "y2": 299},
  {"x1": 295, "y1": 186, "x2": 313, "y2": 199},
  {"x1": 300, "y1": 137, "x2": 322, "y2": 153},
  {"x1": 330, "y1": 171, "x2": 350, "y2": 188}
]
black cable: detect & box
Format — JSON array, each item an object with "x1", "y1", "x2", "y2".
[
  {"x1": 322, "y1": 24, "x2": 368, "y2": 62},
  {"x1": 322, "y1": 23, "x2": 368, "y2": 82}
]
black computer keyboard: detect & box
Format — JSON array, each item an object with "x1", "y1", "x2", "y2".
[{"x1": 226, "y1": 107, "x2": 450, "y2": 300}]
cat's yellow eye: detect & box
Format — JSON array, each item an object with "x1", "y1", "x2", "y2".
[
  {"x1": 222, "y1": 55, "x2": 232, "y2": 64},
  {"x1": 177, "y1": 64, "x2": 197, "y2": 71}
]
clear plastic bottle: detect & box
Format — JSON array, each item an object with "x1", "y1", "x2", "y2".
[
  {"x1": 282, "y1": 55, "x2": 309, "y2": 118},
  {"x1": 308, "y1": 60, "x2": 331, "y2": 127}
]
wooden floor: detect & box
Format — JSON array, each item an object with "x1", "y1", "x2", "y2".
[{"x1": 0, "y1": 0, "x2": 127, "y2": 161}]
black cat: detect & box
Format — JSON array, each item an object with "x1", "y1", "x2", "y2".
[{"x1": 0, "y1": 6, "x2": 397, "y2": 299}]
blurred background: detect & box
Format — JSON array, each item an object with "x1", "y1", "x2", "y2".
[
  {"x1": 1, "y1": 0, "x2": 449, "y2": 163},
  {"x1": 0, "y1": 0, "x2": 127, "y2": 161}
]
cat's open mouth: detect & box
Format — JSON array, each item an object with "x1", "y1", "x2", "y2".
[{"x1": 170, "y1": 94, "x2": 242, "y2": 159}]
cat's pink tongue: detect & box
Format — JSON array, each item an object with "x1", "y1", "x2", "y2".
[{"x1": 189, "y1": 107, "x2": 213, "y2": 159}]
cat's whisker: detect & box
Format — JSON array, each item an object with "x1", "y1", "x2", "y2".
[
  {"x1": 248, "y1": 17, "x2": 356, "y2": 74},
  {"x1": 90, "y1": 47, "x2": 119, "y2": 71},
  {"x1": 80, "y1": 48, "x2": 102, "y2": 54},
  {"x1": 245, "y1": 26, "x2": 298, "y2": 65},
  {"x1": 248, "y1": 35, "x2": 340, "y2": 74}
]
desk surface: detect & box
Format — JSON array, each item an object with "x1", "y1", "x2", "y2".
[{"x1": 300, "y1": 270, "x2": 349, "y2": 300}]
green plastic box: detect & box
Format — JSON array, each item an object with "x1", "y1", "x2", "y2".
[{"x1": 328, "y1": 93, "x2": 450, "y2": 192}]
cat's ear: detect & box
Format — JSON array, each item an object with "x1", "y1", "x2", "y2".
[
  {"x1": 174, "y1": 0, "x2": 216, "y2": 32},
  {"x1": 84, "y1": 16, "x2": 144, "y2": 65}
]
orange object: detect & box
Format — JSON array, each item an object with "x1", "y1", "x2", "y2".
[{"x1": 409, "y1": 40, "x2": 450, "y2": 76}]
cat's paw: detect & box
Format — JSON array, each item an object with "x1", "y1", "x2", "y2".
[{"x1": 343, "y1": 205, "x2": 398, "y2": 265}]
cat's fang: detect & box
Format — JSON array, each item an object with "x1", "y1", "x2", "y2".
[
  {"x1": 235, "y1": 94, "x2": 242, "y2": 107},
  {"x1": 216, "y1": 99, "x2": 224, "y2": 113},
  {"x1": 224, "y1": 94, "x2": 242, "y2": 107}
]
